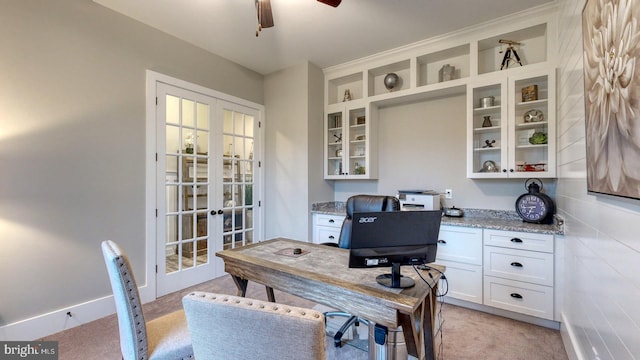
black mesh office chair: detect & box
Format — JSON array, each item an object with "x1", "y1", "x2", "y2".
[{"x1": 323, "y1": 194, "x2": 400, "y2": 347}]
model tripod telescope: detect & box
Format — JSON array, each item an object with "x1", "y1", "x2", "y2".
[{"x1": 499, "y1": 39, "x2": 523, "y2": 70}]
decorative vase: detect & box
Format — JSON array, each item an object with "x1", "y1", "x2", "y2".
[
  {"x1": 384, "y1": 73, "x2": 399, "y2": 91},
  {"x1": 438, "y1": 64, "x2": 455, "y2": 82},
  {"x1": 482, "y1": 115, "x2": 492, "y2": 127}
]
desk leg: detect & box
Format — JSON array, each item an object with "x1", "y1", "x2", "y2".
[
  {"x1": 398, "y1": 288, "x2": 436, "y2": 360},
  {"x1": 231, "y1": 275, "x2": 276, "y2": 302},
  {"x1": 231, "y1": 275, "x2": 248, "y2": 297},
  {"x1": 423, "y1": 291, "x2": 435, "y2": 360},
  {"x1": 265, "y1": 286, "x2": 276, "y2": 302}
]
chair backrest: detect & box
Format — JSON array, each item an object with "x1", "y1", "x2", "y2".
[
  {"x1": 101, "y1": 240, "x2": 148, "y2": 360},
  {"x1": 182, "y1": 292, "x2": 326, "y2": 360},
  {"x1": 337, "y1": 194, "x2": 400, "y2": 249}
]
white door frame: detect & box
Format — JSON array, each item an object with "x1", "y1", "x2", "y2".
[{"x1": 144, "y1": 70, "x2": 265, "y2": 302}]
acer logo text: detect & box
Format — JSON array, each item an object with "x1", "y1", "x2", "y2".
[{"x1": 359, "y1": 216, "x2": 377, "y2": 223}]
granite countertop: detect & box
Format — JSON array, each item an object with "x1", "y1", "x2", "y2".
[{"x1": 312, "y1": 201, "x2": 563, "y2": 235}]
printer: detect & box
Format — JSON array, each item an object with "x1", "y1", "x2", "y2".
[{"x1": 397, "y1": 190, "x2": 441, "y2": 211}]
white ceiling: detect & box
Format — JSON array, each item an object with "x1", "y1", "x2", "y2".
[{"x1": 94, "y1": 0, "x2": 556, "y2": 75}]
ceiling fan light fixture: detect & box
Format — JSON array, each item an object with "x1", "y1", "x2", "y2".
[
  {"x1": 256, "y1": 0, "x2": 274, "y2": 28},
  {"x1": 317, "y1": 0, "x2": 342, "y2": 7}
]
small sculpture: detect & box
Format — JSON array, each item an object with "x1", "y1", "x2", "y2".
[
  {"x1": 482, "y1": 115, "x2": 493, "y2": 127},
  {"x1": 384, "y1": 73, "x2": 399, "y2": 91},
  {"x1": 343, "y1": 89, "x2": 352, "y2": 102},
  {"x1": 483, "y1": 139, "x2": 496, "y2": 148}
]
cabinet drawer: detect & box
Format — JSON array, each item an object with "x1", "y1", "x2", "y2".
[
  {"x1": 483, "y1": 229, "x2": 554, "y2": 253},
  {"x1": 483, "y1": 276, "x2": 554, "y2": 320},
  {"x1": 436, "y1": 226, "x2": 483, "y2": 265},
  {"x1": 315, "y1": 214, "x2": 345, "y2": 228},
  {"x1": 436, "y1": 260, "x2": 482, "y2": 304},
  {"x1": 484, "y1": 246, "x2": 553, "y2": 286},
  {"x1": 316, "y1": 227, "x2": 341, "y2": 244}
]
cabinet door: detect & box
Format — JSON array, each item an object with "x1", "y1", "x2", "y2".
[
  {"x1": 437, "y1": 259, "x2": 483, "y2": 304},
  {"x1": 467, "y1": 68, "x2": 556, "y2": 179},
  {"x1": 325, "y1": 109, "x2": 345, "y2": 179},
  {"x1": 507, "y1": 69, "x2": 556, "y2": 178},
  {"x1": 467, "y1": 78, "x2": 508, "y2": 178},
  {"x1": 324, "y1": 102, "x2": 376, "y2": 179},
  {"x1": 436, "y1": 226, "x2": 483, "y2": 265}
]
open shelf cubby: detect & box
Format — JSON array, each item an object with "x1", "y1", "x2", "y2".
[{"x1": 477, "y1": 23, "x2": 547, "y2": 75}]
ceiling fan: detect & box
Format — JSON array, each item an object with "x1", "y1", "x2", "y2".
[{"x1": 256, "y1": 0, "x2": 342, "y2": 36}]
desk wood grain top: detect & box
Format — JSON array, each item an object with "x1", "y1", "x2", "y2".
[{"x1": 216, "y1": 238, "x2": 443, "y2": 328}]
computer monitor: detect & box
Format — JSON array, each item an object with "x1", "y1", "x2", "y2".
[{"x1": 348, "y1": 210, "x2": 442, "y2": 288}]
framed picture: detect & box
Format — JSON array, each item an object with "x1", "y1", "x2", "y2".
[{"x1": 582, "y1": 0, "x2": 640, "y2": 199}]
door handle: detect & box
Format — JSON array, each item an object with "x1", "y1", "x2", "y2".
[
  {"x1": 437, "y1": 240, "x2": 447, "y2": 244},
  {"x1": 510, "y1": 293, "x2": 523, "y2": 299},
  {"x1": 510, "y1": 238, "x2": 523, "y2": 243},
  {"x1": 510, "y1": 262, "x2": 523, "y2": 268},
  {"x1": 211, "y1": 209, "x2": 224, "y2": 215}
]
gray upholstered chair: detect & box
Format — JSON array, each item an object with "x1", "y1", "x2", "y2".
[
  {"x1": 101, "y1": 240, "x2": 193, "y2": 360},
  {"x1": 324, "y1": 194, "x2": 400, "y2": 347},
  {"x1": 182, "y1": 291, "x2": 326, "y2": 360}
]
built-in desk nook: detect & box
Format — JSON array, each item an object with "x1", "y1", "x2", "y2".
[{"x1": 312, "y1": 202, "x2": 564, "y2": 329}]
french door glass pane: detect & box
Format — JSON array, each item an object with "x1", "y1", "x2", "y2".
[
  {"x1": 221, "y1": 109, "x2": 255, "y2": 250},
  {"x1": 166, "y1": 95, "x2": 180, "y2": 124},
  {"x1": 164, "y1": 94, "x2": 211, "y2": 274}
]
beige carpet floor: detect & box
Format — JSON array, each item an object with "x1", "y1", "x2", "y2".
[{"x1": 42, "y1": 275, "x2": 567, "y2": 360}]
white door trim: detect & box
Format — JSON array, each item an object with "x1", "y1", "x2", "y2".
[{"x1": 145, "y1": 70, "x2": 264, "y2": 302}]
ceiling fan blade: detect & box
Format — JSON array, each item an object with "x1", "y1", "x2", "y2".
[
  {"x1": 256, "y1": 0, "x2": 274, "y2": 28},
  {"x1": 317, "y1": 0, "x2": 342, "y2": 7}
]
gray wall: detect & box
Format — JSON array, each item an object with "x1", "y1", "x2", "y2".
[
  {"x1": 556, "y1": 0, "x2": 640, "y2": 359},
  {"x1": 264, "y1": 62, "x2": 333, "y2": 241},
  {"x1": 0, "y1": 0, "x2": 263, "y2": 326},
  {"x1": 333, "y1": 95, "x2": 553, "y2": 209}
]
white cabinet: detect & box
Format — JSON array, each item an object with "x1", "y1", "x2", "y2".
[
  {"x1": 324, "y1": 101, "x2": 377, "y2": 179},
  {"x1": 482, "y1": 229, "x2": 555, "y2": 320},
  {"x1": 467, "y1": 68, "x2": 556, "y2": 178},
  {"x1": 322, "y1": 10, "x2": 556, "y2": 180},
  {"x1": 312, "y1": 213, "x2": 345, "y2": 244},
  {"x1": 435, "y1": 226, "x2": 483, "y2": 304}
]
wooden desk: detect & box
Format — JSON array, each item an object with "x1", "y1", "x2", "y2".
[{"x1": 216, "y1": 238, "x2": 443, "y2": 360}]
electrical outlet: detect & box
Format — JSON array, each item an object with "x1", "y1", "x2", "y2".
[{"x1": 445, "y1": 189, "x2": 453, "y2": 199}]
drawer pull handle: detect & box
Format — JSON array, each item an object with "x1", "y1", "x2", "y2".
[
  {"x1": 437, "y1": 240, "x2": 447, "y2": 244},
  {"x1": 328, "y1": 235, "x2": 334, "y2": 239},
  {"x1": 510, "y1": 238, "x2": 523, "y2": 243},
  {"x1": 329, "y1": 219, "x2": 335, "y2": 223},
  {"x1": 510, "y1": 262, "x2": 523, "y2": 268},
  {"x1": 510, "y1": 293, "x2": 523, "y2": 299}
]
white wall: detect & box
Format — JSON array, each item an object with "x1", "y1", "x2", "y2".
[
  {"x1": 556, "y1": 0, "x2": 640, "y2": 359},
  {"x1": 334, "y1": 95, "x2": 555, "y2": 210},
  {"x1": 0, "y1": 0, "x2": 263, "y2": 335},
  {"x1": 306, "y1": 64, "x2": 335, "y2": 240},
  {"x1": 264, "y1": 62, "x2": 333, "y2": 241}
]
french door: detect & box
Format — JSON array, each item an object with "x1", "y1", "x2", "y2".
[{"x1": 155, "y1": 82, "x2": 260, "y2": 296}]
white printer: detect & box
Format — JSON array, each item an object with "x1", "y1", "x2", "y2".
[{"x1": 397, "y1": 190, "x2": 441, "y2": 211}]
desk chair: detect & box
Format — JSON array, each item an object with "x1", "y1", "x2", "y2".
[
  {"x1": 182, "y1": 291, "x2": 326, "y2": 360},
  {"x1": 101, "y1": 240, "x2": 193, "y2": 360},
  {"x1": 324, "y1": 194, "x2": 400, "y2": 347}
]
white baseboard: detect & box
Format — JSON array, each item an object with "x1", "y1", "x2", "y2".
[
  {"x1": 0, "y1": 284, "x2": 155, "y2": 341},
  {"x1": 0, "y1": 295, "x2": 115, "y2": 341},
  {"x1": 442, "y1": 296, "x2": 561, "y2": 330},
  {"x1": 560, "y1": 312, "x2": 585, "y2": 360}
]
